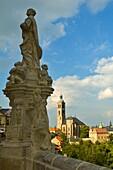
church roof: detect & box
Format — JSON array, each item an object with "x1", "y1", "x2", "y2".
[
  {"x1": 66, "y1": 116, "x2": 85, "y2": 125},
  {"x1": 106, "y1": 127, "x2": 113, "y2": 132},
  {"x1": 0, "y1": 108, "x2": 11, "y2": 115}
]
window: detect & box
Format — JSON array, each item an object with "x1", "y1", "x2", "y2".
[
  {"x1": 58, "y1": 105, "x2": 61, "y2": 108},
  {"x1": 6, "y1": 119, "x2": 9, "y2": 125},
  {"x1": 63, "y1": 127, "x2": 65, "y2": 132}
]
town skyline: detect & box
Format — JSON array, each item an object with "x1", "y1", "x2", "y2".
[{"x1": 0, "y1": 1, "x2": 113, "y2": 127}]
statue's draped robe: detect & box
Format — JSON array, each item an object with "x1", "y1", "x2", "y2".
[{"x1": 20, "y1": 15, "x2": 42, "y2": 68}]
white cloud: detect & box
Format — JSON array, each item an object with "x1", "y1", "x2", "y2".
[
  {"x1": 47, "y1": 56, "x2": 113, "y2": 126},
  {"x1": 87, "y1": 0, "x2": 112, "y2": 13},
  {"x1": 42, "y1": 22, "x2": 66, "y2": 48},
  {"x1": 0, "y1": 0, "x2": 112, "y2": 49},
  {"x1": 95, "y1": 56, "x2": 113, "y2": 75},
  {"x1": 98, "y1": 87, "x2": 113, "y2": 100},
  {"x1": 48, "y1": 56, "x2": 113, "y2": 110}
]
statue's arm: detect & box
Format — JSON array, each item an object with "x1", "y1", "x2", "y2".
[
  {"x1": 25, "y1": 18, "x2": 32, "y2": 27},
  {"x1": 20, "y1": 18, "x2": 32, "y2": 31}
]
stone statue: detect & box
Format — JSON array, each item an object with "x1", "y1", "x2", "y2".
[
  {"x1": 2, "y1": 9, "x2": 54, "y2": 169},
  {"x1": 6, "y1": 61, "x2": 25, "y2": 87},
  {"x1": 20, "y1": 8, "x2": 42, "y2": 69},
  {"x1": 40, "y1": 64, "x2": 53, "y2": 86}
]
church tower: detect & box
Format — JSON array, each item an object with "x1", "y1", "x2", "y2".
[{"x1": 57, "y1": 95, "x2": 66, "y2": 129}]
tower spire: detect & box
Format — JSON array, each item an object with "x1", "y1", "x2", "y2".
[
  {"x1": 57, "y1": 94, "x2": 65, "y2": 129},
  {"x1": 59, "y1": 94, "x2": 64, "y2": 102}
]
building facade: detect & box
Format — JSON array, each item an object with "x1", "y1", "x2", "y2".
[
  {"x1": 89, "y1": 127, "x2": 109, "y2": 143},
  {"x1": 57, "y1": 95, "x2": 85, "y2": 139},
  {"x1": 0, "y1": 107, "x2": 11, "y2": 132}
]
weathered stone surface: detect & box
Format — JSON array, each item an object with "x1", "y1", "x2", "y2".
[
  {"x1": 32, "y1": 151, "x2": 112, "y2": 170},
  {"x1": 0, "y1": 157, "x2": 25, "y2": 170},
  {"x1": 33, "y1": 161, "x2": 45, "y2": 170}
]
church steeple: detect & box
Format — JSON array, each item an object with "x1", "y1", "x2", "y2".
[
  {"x1": 57, "y1": 95, "x2": 66, "y2": 129},
  {"x1": 99, "y1": 121, "x2": 103, "y2": 128},
  {"x1": 109, "y1": 120, "x2": 112, "y2": 127},
  {"x1": 60, "y1": 94, "x2": 63, "y2": 101}
]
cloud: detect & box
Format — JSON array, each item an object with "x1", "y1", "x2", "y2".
[
  {"x1": 87, "y1": 0, "x2": 112, "y2": 13},
  {"x1": 48, "y1": 56, "x2": 113, "y2": 110},
  {"x1": 95, "y1": 56, "x2": 113, "y2": 75},
  {"x1": 98, "y1": 87, "x2": 113, "y2": 100},
  {"x1": 104, "y1": 110, "x2": 113, "y2": 117},
  {"x1": 94, "y1": 41, "x2": 110, "y2": 53},
  {"x1": 47, "y1": 56, "x2": 113, "y2": 126},
  {"x1": 0, "y1": 0, "x2": 112, "y2": 50},
  {"x1": 42, "y1": 22, "x2": 66, "y2": 48},
  {"x1": 0, "y1": 0, "x2": 81, "y2": 48}
]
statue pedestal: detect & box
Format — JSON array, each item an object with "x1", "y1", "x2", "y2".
[
  {"x1": 1, "y1": 82, "x2": 53, "y2": 170},
  {"x1": 3, "y1": 83, "x2": 53, "y2": 148},
  {"x1": 0, "y1": 145, "x2": 27, "y2": 170}
]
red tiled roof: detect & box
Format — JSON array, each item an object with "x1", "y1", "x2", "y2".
[
  {"x1": 56, "y1": 136, "x2": 63, "y2": 142},
  {"x1": 91, "y1": 128, "x2": 108, "y2": 134},
  {"x1": 49, "y1": 127, "x2": 61, "y2": 132}
]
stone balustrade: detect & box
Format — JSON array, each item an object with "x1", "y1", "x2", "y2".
[{"x1": 30, "y1": 150, "x2": 112, "y2": 170}]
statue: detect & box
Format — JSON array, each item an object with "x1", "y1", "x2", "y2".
[
  {"x1": 40, "y1": 64, "x2": 53, "y2": 86},
  {"x1": 6, "y1": 61, "x2": 25, "y2": 87},
  {"x1": 2, "y1": 9, "x2": 54, "y2": 166},
  {"x1": 20, "y1": 8, "x2": 42, "y2": 69}
]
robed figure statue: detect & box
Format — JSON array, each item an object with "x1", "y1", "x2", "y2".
[{"x1": 20, "y1": 8, "x2": 42, "y2": 69}]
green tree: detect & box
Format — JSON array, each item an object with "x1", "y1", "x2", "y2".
[
  {"x1": 59, "y1": 133, "x2": 68, "y2": 143},
  {"x1": 80, "y1": 125, "x2": 89, "y2": 138},
  {"x1": 62, "y1": 140, "x2": 113, "y2": 168},
  {"x1": 62, "y1": 143, "x2": 80, "y2": 158},
  {"x1": 108, "y1": 134, "x2": 113, "y2": 144}
]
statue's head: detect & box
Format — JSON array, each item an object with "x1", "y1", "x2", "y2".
[
  {"x1": 26, "y1": 8, "x2": 36, "y2": 16},
  {"x1": 41, "y1": 64, "x2": 48, "y2": 70}
]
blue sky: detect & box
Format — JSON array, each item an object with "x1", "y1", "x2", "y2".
[{"x1": 0, "y1": 0, "x2": 113, "y2": 127}]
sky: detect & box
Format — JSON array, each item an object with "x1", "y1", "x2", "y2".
[{"x1": 0, "y1": 0, "x2": 113, "y2": 127}]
